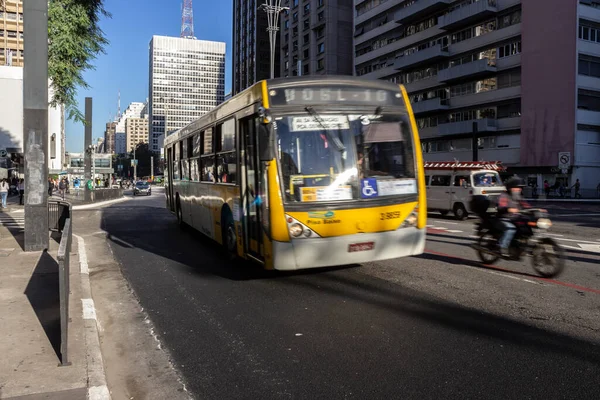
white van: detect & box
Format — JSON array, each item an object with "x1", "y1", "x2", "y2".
[{"x1": 424, "y1": 161, "x2": 506, "y2": 220}]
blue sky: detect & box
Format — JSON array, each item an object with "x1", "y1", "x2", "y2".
[{"x1": 65, "y1": 0, "x2": 233, "y2": 153}]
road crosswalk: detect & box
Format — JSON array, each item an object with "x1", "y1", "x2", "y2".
[{"x1": 0, "y1": 213, "x2": 24, "y2": 231}]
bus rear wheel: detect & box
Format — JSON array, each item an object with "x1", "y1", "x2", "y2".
[{"x1": 222, "y1": 212, "x2": 237, "y2": 261}]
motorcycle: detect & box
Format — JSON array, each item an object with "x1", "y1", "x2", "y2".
[{"x1": 470, "y1": 196, "x2": 566, "y2": 278}]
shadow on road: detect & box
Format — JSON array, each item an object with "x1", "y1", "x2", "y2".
[
  {"x1": 24, "y1": 250, "x2": 61, "y2": 362},
  {"x1": 278, "y1": 264, "x2": 600, "y2": 366}
]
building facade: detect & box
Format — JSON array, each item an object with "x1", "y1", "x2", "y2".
[
  {"x1": 115, "y1": 132, "x2": 127, "y2": 155},
  {"x1": 125, "y1": 117, "x2": 149, "y2": 153},
  {"x1": 116, "y1": 102, "x2": 146, "y2": 133},
  {"x1": 280, "y1": 0, "x2": 353, "y2": 77},
  {"x1": 0, "y1": 66, "x2": 63, "y2": 175},
  {"x1": 104, "y1": 122, "x2": 117, "y2": 154},
  {"x1": 148, "y1": 35, "x2": 226, "y2": 153},
  {"x1": 353, "y1": 0, "x2": 600, "y2": 192},
  {"x1": 0, "y1": 0, "x2": 24, "y2": 67},
  {"x1": 232, "y1": 0, "x2": 279, "y2": 94}
]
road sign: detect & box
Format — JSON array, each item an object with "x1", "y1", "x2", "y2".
[
  {"x1": 0, "y1": 149, "x2": 7, "y2": 157},
  {"x1": 558, "y1": 152, "x2": 571, "y2": 169}
]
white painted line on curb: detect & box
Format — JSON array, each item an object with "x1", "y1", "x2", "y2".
[
  {"x1": 88, "y1": 385, "x2": 111, "y2": 400},
  {"x1": 82, "y1": 298, "x2": 97, "y2": 320},
  {"x1": 74, "y1": 234, "x2": 89, "y2": 274},
  {"x1": 72, "y1": 196, "x2": 130, "y2": 210},
  {"x1": 446, "y1": 230, "x2": 464, "y2": 233}
]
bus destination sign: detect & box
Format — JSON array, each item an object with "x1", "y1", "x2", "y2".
[{"x1": 269, "y1": 86, "x2": 405, "y2": 107}]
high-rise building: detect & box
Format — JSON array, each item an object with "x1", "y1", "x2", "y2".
[
  {"x1": 104, "y1": 122, "x2": 117, "y2": 154},
  {"x1": 353, "y1": 0, "x2": 600, "y2": 190},
  {"x1": 148, "y1": 35, "x2": 226, "y2": 153},
  {"x1": 280, "y1": 0, "x2": 353, "y2": 77},
  {"x1": 125, "y1": 117, "x2": 149, "y2": 153},
  {"x1": 116, "y1": 102, "x2": 146, "y2": 134},
  {"x1": 232, "y1": 0, "x2": 279, "y2": 94},
  {"x1": 0, "y1": 1, "x2": 24, "y2": 67},
  {"x1": 115, "y1": 132, "x2": 127, "y2": 155}
]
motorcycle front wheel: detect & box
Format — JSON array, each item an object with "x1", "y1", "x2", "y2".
[
  {"x1": 477, "y1": 232, "x2": 500, "y2": 264},
  {"x1": 531, "y1": 237, "x2": 566, "y2": 278}
]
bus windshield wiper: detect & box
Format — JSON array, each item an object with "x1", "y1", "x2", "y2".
[{"x1": 305, "y1": 106, "x2": 346, "y2": 153}]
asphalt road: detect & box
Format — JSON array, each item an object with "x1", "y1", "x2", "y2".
[{"x1": 97, "y1": 189, "x2": 600, "y2": 399}]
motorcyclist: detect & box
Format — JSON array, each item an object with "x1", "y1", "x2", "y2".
[{"x1": 496, "y1": 177, "x2": 528, "y2": 257}]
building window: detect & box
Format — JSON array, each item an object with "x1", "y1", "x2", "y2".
[
  {"x1": 318, "y1": 0, "x2": 324, "y2": 7},
  {"x1": 303, "y1": 33, "x2": 310, "y2": 45},
  {"x1": 579, "y1": 55, "x2": 600, "y2": 78},
  {"x1": 318, "y1": 11, "x2": 324, "y2": 21},
  {"x1": 498, "y1": 41, "x2": 521, "y2": 58},
  {"x1": 317, "y1": 43, "x2": 325, "y2": 54},
  {"x1": 304, "y1": 3, "x2": 310, "y2": 14},
  {"x1": 293, "y1": 12, "x2": 298, "y2": 22},
  {"x1": 285, "y1": 20, "x2": 289, "y2": 29},
  {"x1": 293, "y1": 0, "x2": 299, "y2": 7},
  {"x1": 303, "y1": 48, "x2": 309, "y2": 58},
  {"x1": 303, "y1": 19, "x2": 310, "y2": 30},
  {"x1": 303, "y1": 64, "x2": 309, "y2": 75},
  {"x1": 317, "y1": 58, "x2": 325, "y2": 70}
]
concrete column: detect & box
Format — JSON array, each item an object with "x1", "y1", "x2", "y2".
[
  {"x1": 23, "y1": 0, "x2": 49, "y2": 251},
  {"x1": 84, "y1": 97, "x2": 93, "y2": 181}
]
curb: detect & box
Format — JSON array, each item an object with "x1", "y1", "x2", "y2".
[
  {"x1": 72, "y1": 197, "x2": 130, "y2": 210},
  {"x1": 74, "y1": 233, "x2": 111, "y2": 400}
]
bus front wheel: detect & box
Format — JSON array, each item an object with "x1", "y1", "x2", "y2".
[{"x1": 176, "y1": 197, "x2": 184, "y2": 228}]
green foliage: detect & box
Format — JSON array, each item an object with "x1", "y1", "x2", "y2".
[{"x1": 48, "y1": 0, "x2": 111, "y2": 123}]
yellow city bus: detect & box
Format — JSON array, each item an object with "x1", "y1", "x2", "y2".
[{"x1": 164, "y1": 76, "x2": 427, "y2": 270}]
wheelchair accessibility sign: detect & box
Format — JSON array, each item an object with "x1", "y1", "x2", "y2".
[{"x1": 361, "y1": 179, "x2": 378, "y2": 198}]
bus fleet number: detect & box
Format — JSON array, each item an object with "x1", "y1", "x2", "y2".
[{"x1": 380, "y1": 211, "x2": 401, "y2": 220}]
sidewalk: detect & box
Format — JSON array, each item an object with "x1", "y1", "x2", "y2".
[{"x1": 0, "y1": 217, "x2": 106, "y2": 399}]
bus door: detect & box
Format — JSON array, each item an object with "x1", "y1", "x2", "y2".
[
  {"x1": 241, "y1": 116, "x2": 265, "y2": 261},
  {"x1": 167, "y1": 146, "x2": 174, "y2": 211}
]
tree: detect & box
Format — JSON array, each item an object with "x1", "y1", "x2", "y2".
[{"x1": 48, "y1": 0, "x2": 111, "y2": 123}]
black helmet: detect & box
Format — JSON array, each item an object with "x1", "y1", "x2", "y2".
[{"x1": 505, "y1": 177, "x2": 525, "y2": 190}]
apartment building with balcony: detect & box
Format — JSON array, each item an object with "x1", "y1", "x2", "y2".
[
  {"x1": 0, "y1": 0, "x2": 24, "y2": 67},
  {"x1": 280, "y1": 0, "x2": 353, "y2": 77},
  {"x1": 354, "y1": 0, "x2": 600, "y2": 190}
]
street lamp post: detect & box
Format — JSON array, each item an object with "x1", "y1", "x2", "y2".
[
  {"x1": 259, "y1": 1, "x2": 289, "y2": 79},
  {"x1": 86, "y1": 144, "x2": 96, "y2": 188}
]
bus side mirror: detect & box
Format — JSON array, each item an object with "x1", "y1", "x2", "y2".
[{"x1": 259, "y1": 123, "x2": 275, "y2": 162}]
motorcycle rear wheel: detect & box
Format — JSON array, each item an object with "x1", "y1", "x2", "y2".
[
  {"x1": 531, "y1": 237, "x2": 566, "y2": 278},
  {"x1": 477, "y1": 232, "x2": 500, "y2": 264}
]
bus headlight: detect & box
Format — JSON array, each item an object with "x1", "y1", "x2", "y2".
[
  {"x1": 289, "y1": 223, "x2": 304, "y2": 237},
  {"x1": 537, "y1": 218, "x2": 552, "y2": 229}
]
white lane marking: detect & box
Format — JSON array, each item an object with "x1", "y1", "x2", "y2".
[
  {"x1": 446, "y1": 229, "x2": 464, "y2": 233},
  {"x1": 578, "y1": 243, "x2": 600, "y2": 253},
  {"x1": 82, "y1": 298, "x2": 97, "y2": 320},
  {"x1": 467, "y1": 265, "x2": 539, "y2": 284},
  {"x1": 554, "y1": 213, "x2": 600, "y2": 217},
  {"x1": 72, "y1": 196, "x2": 130, "y2": 210},
  {"x1": 544, "y1": 233, "x2": 564, "y2": 237},
  {"x1": 74, "y1": 234, "x2": 89, "y2": 274},
  {"x1": 553, "y1": 237, "x2": 600, "y2": 245},
  {"x1": 108, "y1": 235, "x2": 135, "y2": 248},
  {"x1": 88, "y1": 385, "x2": 111, "y2": 400}
]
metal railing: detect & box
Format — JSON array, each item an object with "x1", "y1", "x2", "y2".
[
  {"x1": 57, "y1": 217, "x2": 72, "y2": 366},
  {"x1": 49, "y1": 199, "x2": 73, "y2": 366},
  {"x1": 48, "y1": 200, "x2": 71, "y2": 233}
]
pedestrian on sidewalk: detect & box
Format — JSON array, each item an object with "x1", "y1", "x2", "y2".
[
  {"x1": 18, "y1": 178, "x2": 24, "y2": 205},
  {"x1": 572, "y1": 179, "x2": 582, "y2": 199},
  {"x1": 48, "y1": 177, "x2": 54, "y2": 197},
  {"x1": 0, "y1": 178, "x2": 9, "y2": 209},
  {"x1": 58, "y1": 178, "x2": 66, "y2": 200}
]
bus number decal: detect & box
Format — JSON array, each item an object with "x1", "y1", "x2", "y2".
[{"x1": 380, "y1": 211, "x2": 401, "y2": 220}]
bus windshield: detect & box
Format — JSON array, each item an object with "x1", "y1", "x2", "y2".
[{"x1": 275, "y1": 111, "x2": 416, "y2": 203}]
